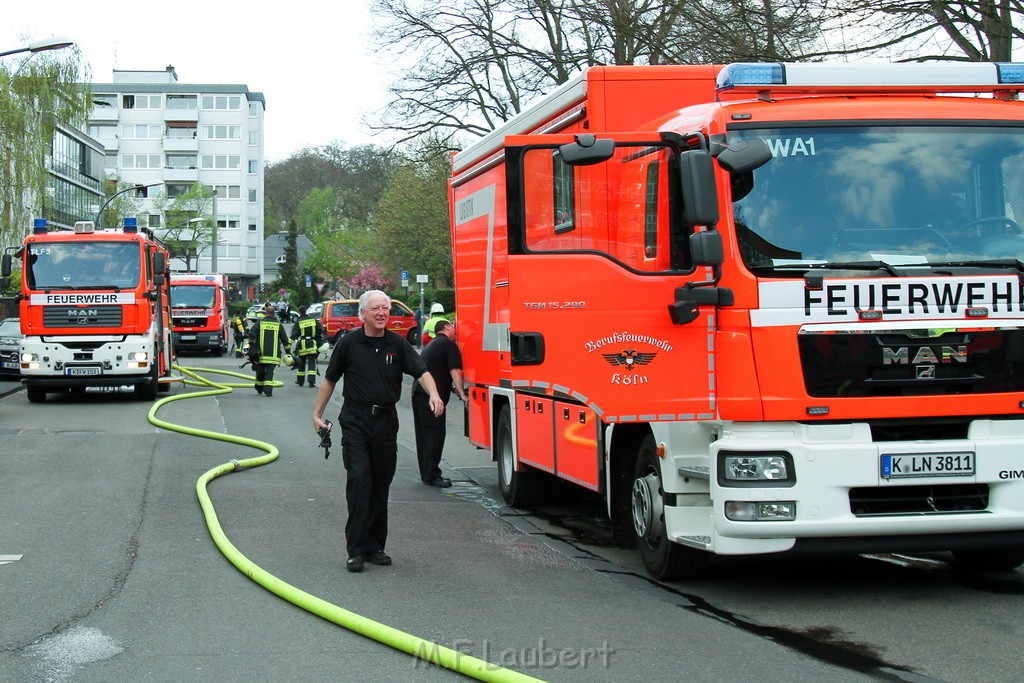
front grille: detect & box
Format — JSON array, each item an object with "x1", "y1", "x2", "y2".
[
  {"x1": 173, "y1": 316, "x2": 205, "y2": 326},
  {"x1": 799, "y1": 328, "x2": 1024, "y2": 397},
  {"x1": 849, "y1": 483, "x2": 989, "y2": 516},
  {"x1": 43, "y1": 305, "x2": 122, "y2": 327}
]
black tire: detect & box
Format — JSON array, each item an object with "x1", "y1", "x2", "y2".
[
  {"x1": 26, "y1": 383, "x2": 45, "y2": 403},
  {"x1": 495, "y1": 404, "x2": 544, "y2": 507},
  {"x1": 135, "y1": 356, "x2": 159, "y2": 401},
  {"x1": 408, "y1": 327, "x2": 420, "y2": 346},
  {"x1": 632, "y1": 435, "x2": 710, "y2": 580},
  {"x1": 952, "y1": 547, "x2": 1024, "y2": 571}
]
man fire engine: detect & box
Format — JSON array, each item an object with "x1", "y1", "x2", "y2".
[
  {"x1": 449, "y1": 62, "x2": 1024, "y2": 580},
  {"x1": 1, "y1": 217, "x2": 175, "y2": 402},
  {"x1": 169, "y1": 273, "x2": 230, "y2": 356}
]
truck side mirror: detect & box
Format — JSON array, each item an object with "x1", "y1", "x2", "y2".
[
  {"x1": 1, "y1": 253, "x2": 10, "y2": 278},
  {"x1": 716, "y1": 139, "x2": 773, "y2": 174},
  {"x1": 558, "y1": 134, "x2": 615, "y2": 166},
  {"x1": 679, "y1": 150, "x2": 719, "y2": 227},
  {"x1": 690, "y1": 230, "x2": 724, "y2": 266},
  {"x1": 153, "y1": 252, "x2": 166, "y2": 286}
]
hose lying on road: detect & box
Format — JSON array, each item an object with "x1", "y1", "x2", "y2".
[{"x1": 149, "y1": 365, "x2": 543, "y2": 683}]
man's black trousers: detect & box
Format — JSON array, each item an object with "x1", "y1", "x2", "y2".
[
  {"x1": 412, "y1": 392, "x2": 446, "y2": 483},
  {"x1": 339, "y1": 405, "x2": 398, "y2": 558}
]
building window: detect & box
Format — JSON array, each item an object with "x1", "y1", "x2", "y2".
[
  {"x1": 166, "y1": 155, "x2": 198, "y2": 169},
  {"x1": 201, "y1": 95, "x2": 241, "y2": 110},
  {"x1": 87, "y1": 124, "x2": 117, "y2": 143},
  {"x1": 123, "y1": 94, "x2": 161, "y2": 109},
  {"x1": 166, "y1": 183, "x2": 193, "y2": 198},
  {"x1": 148, "y1": 214, "x2": 162, "y2": 228},
  {"x1": 248, "y1": 221, "x2": 257, "y2": 232},
  {"x1": 249, "y1": 102, "x2": 259, "y2": 117},
  {"x1": 248, "y1": 159, "x2": 258, "y2": 173},
  {"x1": 202, "y1": 125, "x2": 241, "y2": 140},
  {"x1": 205, "y1": 184, "x2": 240, "y2": 199},
  {"x1": 201, "y1": 155, "x2": 241, "y2": 170},
  {"x1": 93, "y1": 94, "x2": 116, "y2": 108},
  {"x1": 166, "y1": 124, "x2": 197, "y2": 139},
  {"x1": 121, "y1": 124, "x2": 162, "y2": 139},
  {"x1": 166, "y1": 95, "x2": 198, "y2": 110},
  {"x1": 216, "y1": 244, "x2": 241, "y2": 258},
  {"x1": 248, "y1": 131, "x2": 259, "y2": 146},
  {"x1": 247, "y1": 246, "x2": 257, "y2": 260},
  {"x1": 216, "y1": 215, "x2": 240, "y2": 229},
  {"x1": 248, "y1": 189, "x2": 257, "y2": 203},
  {"x1": 121, "y1": 154, "x2": 161, "y2": 169}
]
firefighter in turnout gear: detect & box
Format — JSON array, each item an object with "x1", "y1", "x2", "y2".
[
  {"x1": 247, "y1": 302, "x2": 290, "y2": 397},
  {"x1": 230, "y1": 314, "x2": 247, "y2": 357},
  {"x1": 293, "y1": 305, "x2": 325, "y2": 388}
]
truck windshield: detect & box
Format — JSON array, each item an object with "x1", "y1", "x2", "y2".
[
  {"x1": 729, "y1": 125, "x2": 1024, "y2": 275},
  {"x1": 170, "y1": 285, "x2": 216, "y2": 308},
  {"x1": 26, "y1": 242, "x2": 141, "y2": 290}
]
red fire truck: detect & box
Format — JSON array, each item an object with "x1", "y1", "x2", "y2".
[
  {"x1": 449, "y1": 62, "x2": 1024, "y2": 579},
  {"x1": 1, "y1": 217, "x2": 175, "y2": 402},
  {"x1": 169, "y1": 273, "x2": 230, "y2": 356}
]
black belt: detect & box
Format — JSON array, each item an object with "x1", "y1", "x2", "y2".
[{"x1": 345, "y1": 400, "x2": 395, "y2": 415}]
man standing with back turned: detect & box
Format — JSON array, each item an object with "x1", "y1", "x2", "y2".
[
  {"x1": 312, "y1": 290, "x2": 444, "y2": 573},
  {"x1": 413, "y1": 319, "x2": 466, "y2": 487}
]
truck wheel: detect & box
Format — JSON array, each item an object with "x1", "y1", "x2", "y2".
[
  {"x1": 495, "y1": 404, "x2": 543, "y2": 507},
  {"x1": 135, "y1": 360, "x2": 159, "y2": 401},
  {"x1": 632, "y1": 435, "x2": 709, "y2": 580},
  {"x1": 408, "y1": 327, "x2": 420, "y2": 346},
  {"x1": 952, "y1": 547, "x2": 1024, "y2": 571},
  {"x1": 26, "y1": 384, "x2": 46, "y2": 403}
]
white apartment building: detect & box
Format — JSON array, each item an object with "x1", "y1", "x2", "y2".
[{"x1": 86, "y1": 65, "x2": 266, "y2": 299}]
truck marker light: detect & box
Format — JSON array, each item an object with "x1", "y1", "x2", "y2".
[
  {"x1": 858, "y1": 309, "x2": 882, "y2": 321},
  {"x1": 966, "y1": 307, "x2": 989, "y2": 318},
  {"x1": 806, "y1": 406, "x2": 829, "y2": 416},
  {"x1": 725, "y1": 501, "x2": 797, "y2": 521}
]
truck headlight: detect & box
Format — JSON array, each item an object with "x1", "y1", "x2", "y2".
[{"x1": 718, "y1": 451, "x2": 794, "y2": 485}]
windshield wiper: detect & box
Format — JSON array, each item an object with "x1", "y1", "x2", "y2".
[
  {"x1": 753, "y1": 260, "x2": 902, "y2": 276},
  {"x1": 925, "y1": 259, "x2": 1024, "y2": 274}
]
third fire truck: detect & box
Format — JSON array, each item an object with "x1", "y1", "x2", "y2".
[{"x1": 449, "y1": 62, "x2": 1024, "y2": 579}]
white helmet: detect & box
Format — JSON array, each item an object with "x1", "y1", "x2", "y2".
[
  {"x1": 430, "y1": 303, "x2": 444, "y2": 314},
  {"x1": 282, "y1": 353, "x2": 294, "y2": 367}
]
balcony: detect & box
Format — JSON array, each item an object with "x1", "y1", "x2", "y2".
[
  {"x1": 163, "y1": 166, "x2": 199, "y2": 183},
  {"x1": 163, "y1": 136, "x2": 198, "y2": 152},
  {"x1": 89, "y1": 107, "x2": 118, "y2": 122},
  {"x1": 164, "y1": 108, "x2": 198, "y2": 123}
]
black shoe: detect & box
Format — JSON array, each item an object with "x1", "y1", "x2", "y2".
[
  {"x1": 308, "y1": 383, "x2": 316, "y2": 388},
  {"x1": 296, "y1": 381, "x2": 304, "y2": 386},
  {"x1": 346, "y1": 556, "x2": 364, "y2": 572},
  {"x1": 255, "y1": 388, "x2": 263, "y2": 395},
  {"x1": 367, "y1": 550, "x2": 392, "y2": 566},
  {"x1": 427, "y1": 477, "x2": 452, "y2": 488}
]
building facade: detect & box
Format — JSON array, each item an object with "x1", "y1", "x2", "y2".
[
  {"x1": 42, "y1": 124, "x2": 105, "y2": 232},
  {"x1": 86, "y1": 65, "x2": 266, "y2": 299}
]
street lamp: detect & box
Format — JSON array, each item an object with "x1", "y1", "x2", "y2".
[
  {"x1": 93, "y1": 182, "x2": 162, "y2": 228},
  {"x1": 0, "y1": 36, "x2": 74, "y2": 59}
]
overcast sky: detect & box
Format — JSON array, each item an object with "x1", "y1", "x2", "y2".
[{"x1": 3, "y1": 2, "x2": 395, "y2": 162}]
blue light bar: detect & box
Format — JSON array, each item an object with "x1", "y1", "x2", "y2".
[
  {"x1": 123, "y1": 217, "x2": 138, "y2": 233},
  {"x1": 996, "y1": 63, "x2": 1024, "y2": 84},
  {"x1": 717, "y1": 61, "x2": 1024, "y2": 92},
  {"x1": 32, "y1": 218, "x2": 47, "y2": 235},
  {"x1": 717, "y1": 63, "x2": 784, "y2": 90}
]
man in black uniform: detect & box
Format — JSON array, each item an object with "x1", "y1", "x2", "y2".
[
  {"x1": 312, "y1": 290, "x2": 443, "y2": 573},
  {"x1": 412, "y1": 319, "x2": 466, "y2": 487},
  {"x1": 292, "y1": 305, "x2": 324, "y2": 387},
  {"x1": 248, "y1": 302, "x2": 290, "y2": 397}
]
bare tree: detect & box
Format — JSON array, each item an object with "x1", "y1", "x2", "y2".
[
  {"x1": 817, "y1": 0, "x2": 1022, "y2": 61},
  {"x1": 369, "y1": 0, "x2": 830, "y2": 144}
]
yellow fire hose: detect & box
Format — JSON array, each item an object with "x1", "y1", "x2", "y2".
[{"x1": 148, "y1": 365, "x2": 542, "y2": 683}]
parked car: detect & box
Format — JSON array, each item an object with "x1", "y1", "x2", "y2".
[
  {"x1": 0, "y1": 318, "x2": 23, "y2": 378},
  {"x1": 306, "y1": 302, "x2": 324, "y2": 317},
  {"x1": 321, "y1": 298, "x2": 420, "y2": 345}
]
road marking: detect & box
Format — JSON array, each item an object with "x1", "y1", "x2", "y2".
[{"x1": 0, "y1": 554, "x2": 23, "y2": 565}]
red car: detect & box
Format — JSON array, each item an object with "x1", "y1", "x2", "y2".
[{"x1": 321, "y1": 298, "x2": 420, "y2": 345}]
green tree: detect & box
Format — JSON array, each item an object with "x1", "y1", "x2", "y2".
[
  {"x1": 371, "y1": 142, "x2": 452, "y2": 288},
  {"x1": 0, "y1": 45, "x2": 89, "y2": 249},
  {"x1": 156, "y1": 183, "x2": 217, "y2": 272}
]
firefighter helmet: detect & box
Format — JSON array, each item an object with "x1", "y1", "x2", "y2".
[{"x1": 282, "y1": 353, "x2": 294, "y2": 367}]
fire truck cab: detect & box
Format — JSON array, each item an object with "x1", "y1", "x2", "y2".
[{"x1": 450, "y1": 62, "x2": 1024, "y2": 580}]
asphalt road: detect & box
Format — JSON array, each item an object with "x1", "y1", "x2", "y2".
[{"x1": 0, "y1": 353, "x2": 1021, "y2": 682}]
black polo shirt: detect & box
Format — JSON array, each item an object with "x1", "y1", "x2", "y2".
[
  {"x1": 413, "y1": 333, "x2": 462, "y2": 404},
  {"x1": 325, "y1": 327, "x2": 427, "y2": 406}
]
